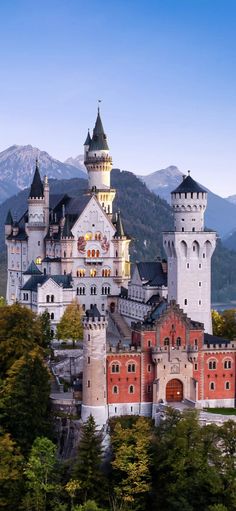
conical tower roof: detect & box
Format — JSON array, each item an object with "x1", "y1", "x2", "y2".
[
  {"x1": 23, "y1": 260, "x2": 43, "y2": 275},
  {"x1": 29, "y1": 159, "x2": 44, "y2": 198},
  {"x1": 115, "y1": 211, "x2": 125, "y2": 237},
  {"x1": 89, "y1": 108, "x2": 109, "y2": 151},
  {"x1": 172, "y1": 173, "x2": 206, "y2": 194},
  {"x1": 62, "y1": 215, "x2": 74, "y2": 238},
  {"x1": 84, "y1": 130, "x2": 91, "y2": 146},
  {"x1": 5, "y1": 209, "x2": 13, "y2": 225}
]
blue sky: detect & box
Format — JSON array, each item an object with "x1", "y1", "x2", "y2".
[{"x1": 0, "y1": 0, "x2": 236, "y2": 196}]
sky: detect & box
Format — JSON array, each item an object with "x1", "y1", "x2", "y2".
[{"x1": 0, "y1": 0, "x2": 236, "y2": 197}]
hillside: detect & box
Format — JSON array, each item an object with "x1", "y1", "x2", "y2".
[
  {"x1": 1, "y1": 169, "x2": 236, "y2": 302},
  {"x1": 0, "y1": 145, "x2": 86, "y2": 203},
  {"x1": 141, "y1": 166, "x2": 236, "y2": 238}
]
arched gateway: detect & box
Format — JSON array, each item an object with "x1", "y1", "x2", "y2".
[{"x1": 166, "y1": 379, "x2": 183, "y2": 402}]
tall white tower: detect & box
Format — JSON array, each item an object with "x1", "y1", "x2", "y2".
[
  {"x1": 163, "y1": 172, "x2": 216, "y2": 334},
  {"x1": 81, "y1": 305, "x2": 108, "y2": 427},
  {"x1": 84, "y1": 108, "x2": 115, "y2": 215}
]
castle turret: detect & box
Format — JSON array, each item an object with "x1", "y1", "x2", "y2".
[
  {"x1": 26, "y1": 159, "x2": 47, "y2": 265},
  {"x1": 84, "y1": 108, "x2": 115, "y2": 215},
  {"x1": 163, "y1": 172, "x2": 216, "y2": 334},
  {"x1": 5, "y1": 210, "x2": 13, "y2": 236},
  {"x1": 81, "y1": 305, "x2": 108, "y2": 427}
]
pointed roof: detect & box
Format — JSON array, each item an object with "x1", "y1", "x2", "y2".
[
  {"x1": 23, "y1": 260, "x2": 43, "y2": 275},
  {"x1": 29, "y1": 159, "x2": 44, "y2": 198},
  {"x1": 62, "y1": 215, "x2": 74, "y2": 238},
  {"x1": 172, "y1": 174, "x2": 206, "y2": 194},
  {"x1": 86, "y1": 304, "x2": 101, "y2": 320},
  {"x1": 5, "y1": 209, "x2": 13, "y2": 225},
  {"x1": 89, "y1": 108, "x2": 109, "y2": 151},
  {"x1": 84, "y1": 130, "x2": 91, "y2": 146},
  {"x1": 115, "y1": 211, "x2": 125, "y2": 237}
]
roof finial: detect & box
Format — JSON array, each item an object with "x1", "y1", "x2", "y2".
[
  {"x1": 188, "y1": 170, "x2": 191, "y2": 176},
  {"x1": 98, "y1": 99, "x2": 102, "y2": 113}
]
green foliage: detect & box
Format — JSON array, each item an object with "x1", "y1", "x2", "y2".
[
  {"x1": 22, "y1": 436, "x2": 58, "y2": 511},
  {"x1": 0, "y1": 349, "x2": 52, "y2": 453},
  {"x1": 39, "y1": 311, "x2": 53, "y2": 348},
  {"x1": 73, "y1": 501, "x2": 106, "y2": 511},
  {"x1": 73, "y1": 415, "x2": 105, "y2": 504},
  {"x1": 0, "y1": 303, "x2": 44, "y2": 377},
  {"x1": 212, "y1": 308, "x2": 236, "y2": 339},
  {"x1": 56, "y1": 300, "x2": 83, "y2": 346},
  {"x1": 0, "y1": 429, "x2": 25, "y2": 510}
]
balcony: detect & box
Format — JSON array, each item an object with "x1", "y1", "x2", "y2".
[{"x1": 85, "y1": 257, "x2": 103, "y2": 265}]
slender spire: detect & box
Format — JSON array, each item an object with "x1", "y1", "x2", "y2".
[
  {"x1": 84, "y1": 129, "x2": 91, "y2": 146},
  {"x1": 115, "y1": 211, "x2": 125, "y2": 238},
  {"x1": 29, "y1": 159, "x2": 44, "y2": 198},
  {"x1": 62, "y1": 215, "x2": 73, "y2": 238},
  {"x1": 89, "y1": 108, "x2": 109, "y2": 151},
  {"x1": 5, "y1": 209, "x2": 13, "y2": 226}
]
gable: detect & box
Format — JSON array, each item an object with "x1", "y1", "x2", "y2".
[{"x1": 71, "y1": 196, "x2": 116, "y2": 239}]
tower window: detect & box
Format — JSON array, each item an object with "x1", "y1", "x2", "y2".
[
  {"x1": 209, "y1": 360, "x2": 217, "y2": 370},
  {"x1": 88, "y1": 357, "x2": 90, "y2": 364},
  {"x1": 111, "y1": 364, "x2": 120, "y2": 373},
  {"x1": 51, "y1": 313, "x2": 54, "y2": 320},
  {"x1": 224, "y1": 360, "x2": 232, "y2": 369},
  {"x1": 113, "y1": 385, "x2": 118, "y2": 394},
  {"x1": 209, "y1": 382, "x2": 215, "y2": 390},
  {"x1": 199, "y1": 282, "x2": 202, "y2": 287},
  {"x1": 187, "y1": 263, "x2": 190, "y2": 269},
  {"x1": 128, "y1": 363, "x2": 136, "y2": 373},
  {"x1": 182, "y1": 227, "x2": 184, "y2": 232},
  {"x1": 129, "y1": 385, "x2": 134, "y2": 394},
  {"x1": 194, "y1": 363, "x2": 198, "y2": 371},
  {"x1": 225, "y1": 381, "x2": 230, "y2": 390},
  {"x1": 87, "y1": 380, "x2": 90, "y2": 388},
  {"x1": 184, "y1": 299, "x2": 188, "y2": 305}
]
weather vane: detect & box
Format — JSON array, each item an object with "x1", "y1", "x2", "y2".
[{"x1": 98, "y1": 99, "x2": 102, "y2": 112}]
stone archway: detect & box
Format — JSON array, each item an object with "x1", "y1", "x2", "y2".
[{"x1": 166, "y1": 379, "x2": 183, "y2": 402}]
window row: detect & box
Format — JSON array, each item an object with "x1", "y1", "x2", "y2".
[
  {"x1": 209, "y1": 381, "x2": 231, "y2": 390},
  {"x1": 113, "y1": 385, "x2": 135, "y2": 394},
  {"x1": 76, "y1": 285, "x2": 111, "y2": 296},
  {"x1": 208, "y1": 360, "x2": 232, "y2": 370},
  {"x1": 46, "y1": 295, "x2": 54, "y2": 303},
  {"x1": 111, "y1": 363, "x2": 136, "y2": 373},
  {"x1": 76, "y1": 269, "x2": 111, "y2": 277},
  {"x1": 84, "y1": 232, "x2": 102, "y2": 241}
]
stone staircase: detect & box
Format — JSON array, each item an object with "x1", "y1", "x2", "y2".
[{"x1": 108, "y1": 311, "x2": 131, "y2": 342}]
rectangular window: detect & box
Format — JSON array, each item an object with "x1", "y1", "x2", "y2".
[
  {"x1": 187, "y1": 263, "x2": 190, "y2": 269},
  {"x1": 147, "y1": 364, "x2": 151, "y2": 372},
  {"x1": 147, "y1": 385, "x2": 151, "y2": 393},
  {"x1": 88, "y1": 357, "x2": 90, "y2": 364},
  {"x1": 199, "y1": 282, "x2": 202, "y2": 287},
  {"x1": 194, "y1": 363, "x2": 198, "y2": 371},
  {"x1": 87, "y1": 380, "x2": 90, "y2": 388}
]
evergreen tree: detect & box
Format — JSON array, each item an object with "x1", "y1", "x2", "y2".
[
  {"x1": 73, "y1": 415, "x2": 105, "y2": 503},
  {"x1": 56, "y1": 300, "x2": 83, "y2": 347},
  {"x1": 0, "y1": 429, "x2": 25, "y2": 510},
  {"x1": 39, "y1": 310, "x2": 53, "y2": 349},
  {"x1": 0, "y1": 349, "x2": 52, "y2": 453}
]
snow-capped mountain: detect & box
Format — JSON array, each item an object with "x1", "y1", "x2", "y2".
[
  {"x1": 0, "y1": 145, "x2": 87, "y2": 203},
  {"x1": 140, "y1": 165, "x2": 183, "y2": 202},
  {"x1": 64, "y1": 154, "x2": 87, "y2": 173}
]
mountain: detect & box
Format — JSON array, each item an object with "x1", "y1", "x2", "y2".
[
  {"x1": 64, "y1": 154, "x2": 87, "y2": 173},
  {"x1": 0, "y1": 145, "x2": 87, "y2": 204},
  {"x1": 140, "y1": 166, "x2": 236, "y2": 238},
  {"x1": 0, "y1": 168, "x2": 236, "y2": 302},
  {"x1": 226, "y1": 194, "x2": 236, "y2": 205}
]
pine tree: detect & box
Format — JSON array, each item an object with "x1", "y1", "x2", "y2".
[
  {"x1": 1, "y1": 349, "x2": 52, "y2": 453},
  {"x1": 56, "y1": 300, "x2": 83, "y2": 347},
  {"x1": 0, "y1": 429, "x2": 24, "y2": 510},
  {"x1": 73, "y1": 415, "x2": 105, "y2": 503}
]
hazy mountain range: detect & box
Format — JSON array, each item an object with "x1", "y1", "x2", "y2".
[{"x1": 0, "y1": 145, "x2": 236, "y2": 244}]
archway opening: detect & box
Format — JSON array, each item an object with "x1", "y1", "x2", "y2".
[{"x1": 166, "y1": 379, "x2": 183, "y2": 402}]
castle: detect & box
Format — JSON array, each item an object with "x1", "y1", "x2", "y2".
[{"x1": 5, "y1": 109, "x2": 236, "y2": 424}]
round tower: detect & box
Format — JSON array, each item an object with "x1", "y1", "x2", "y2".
[
  {"x1": 26, "y1": 159, "x2": 47, "y2": 264},
  {"x1": 163, "y1": 173, "x2": 216, "y2": 334},
  {"x1": 81, "y1": 305, "x2": 108, "y2": 427},
  {"x1": 84, "y1": 108, "x2": 115, "y2": 214}
]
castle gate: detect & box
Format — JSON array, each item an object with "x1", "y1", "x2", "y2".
[{"x1": 166, "y1": 379, "x2": 183, "y2": 402}]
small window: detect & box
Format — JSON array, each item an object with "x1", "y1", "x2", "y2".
[
  {"x1": 36, "y1": 257, "x2": 42, "y2": 264},
  {"x1": 147, "y1": 385, "x2": 151, "y2": 393},
  {"x1": 210, "y1": 382, "x2": 215, "y2": 390},
  {"x1": 194, "y1": 363, "x2": 198, "y2": 371},
  {"x1": 88, "y1": 357, "x2": 90, "y2": 364},
  {"x1": 182, "y1": 227, "x2": 184, "y2": 232},
  {"x1": 203, "y1": 253, "x2": 206, "y2": 259},
  {"x1": 112, "y1": 364, "x2": 119, "y2": 373},
  {"x1": 224, "y1": 360, "x2": 232, "y2": 369},
  {"x1": 176, "y1": 337, "x2": 181, "y2": 347},
  {"x1": 87, "y1": 380, "x2": 90, "y2": 388},
  {"x1": 147, "y1": 340, "x2": 151, "y2": 347},
  {"x1": 128, "y1": 363, "x2": 136, "y2": 373},
  {"x1": 187, "y1": 263, "x2": 190, "y2": 269},
  {"x1": 209, "y1": 360, "x2": 216, "y2": 370},
  {"x1": 184, "y1": 299, "x2": 187, "y2": 305},
  {"x1": 194, "y1": 339, "x2": 198, "y2": 347},
  {"x1": 51, "y1": 295, "x2": 54, "y2": 303},
  {"x1": 38, "y1": 241, "x2": 40, "y2": 246},
  {"x1": 129, "y1": 385, "x2": 134, "y2": 394},
  {"x1": 113, "y1": 385, "x2": 118, "y2": 394},
  {"x1": 225, "y1": 381, "x2": 230, "y2": 390},
  {"x1": 164, "y1": 338, "x2": 169, "y2": 346},
  {"x1": 46, "y1": 295, "x2": 50, "y2": 303},
  {"x1": 51, "y1": 312, "x2": 54, "y2": 320},
  {"x1": 193, "y1": 246, "x2": 196, "y2": 252},
  {"x1": 199, "y1": 263, "x2": 202, "y2": 269},
  {"x1": 147, "y1": 364, "x2": 151, "y2": 372}
]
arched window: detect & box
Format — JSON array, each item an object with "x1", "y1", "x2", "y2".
[
  {"x1": 85, "y1": 232, "x2": 92, "y2": 241},
  {"x1": 208, "y1": 360, "x2": 217, "y2": 370},
  {"x1": 96, "y1": 250, "x2": 100, "y2": 257},
  {"x1": 64, "y1": 251, "x2": 66, "y2": 258},
  {"x1": 51, "y1": 313, "x2": 54, "y2": 320},
  {"x1": 224, "y1": 360, "x2": 232, "y2": 369},
  {"x1": 51, "y1": 295, "x2": 54, "y2": 303},
  {"x1": 90, "y1": 286, "x2": 97, "y2": 295},
  {"x1": 113, "y1": 385, "x2": 118, "y2": 394},
  {"x1": 111, "y1": 364, "x2": 120, "y2": 373},
  {"x1": 128, "y1": 363, "x2": 136, "y2": 373},
  {"x1": 209, "y1": 382, "x2": 215, "y2": 390},
  {"x1": 129, "y1": 385, "x2": 134, "y2": 394},
  {"x1": 87, "y1": 250, "x2": 91, "y2": 257},
  {"x1": 90, "y1": 269, "x2": 97, "y2": 277},
  {"x1": 92, "y1": 249, "x2": 95, "y2": 257},
  {"x1": 164, "y1": 338, "x2": 169, "y2": 346},
  {"x1": 36, "y1": 257, "x2": 42, "y2": 265},
  {"x1": 46, "y1": 295, "x2": 50, "y2": 303},
  {"x1": 225, "y1": 381, "x2": 230, "y2": 390},
  {"x1": 95, "y1": 232, "x2": 101, "y2": 241},
  {"x1": 77, "y1": 269, "x2": 85, "y2": 277}
]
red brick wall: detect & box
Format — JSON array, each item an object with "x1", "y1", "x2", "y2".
[
  {"x1": 203, "y1": 351, "x2": 236, "y2": 401},
  {"x1": 107, "y1": 353, "x2": 141, "y2": 404}
]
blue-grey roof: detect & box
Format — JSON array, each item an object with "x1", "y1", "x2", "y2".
[
  {"x1": 5, "y1": 210, "x2": 13, "y2": 225},
  {"x1": 172, "y1": 175, "x2": 206, "y2": 194},
  {"x1": 137, "y1": 261, "x2": 167, "y2": 287},
  {"x1": 7, "y1": 228, "x2": 28, "y2": 241},
  {"x1": 29, "y1": 160, "x2": 44, "y2": 198},
  {"x1": 89, "y1": 110, "x2": 109, "y2": 151},
  {"x1": 204, "y1": 333, "x2": 230, "y2": 346},
  {"x1": 22, "y1": 274, "x2": 73, "y2": 292},
  {"x1": 23, "y1": 260, "x2": 42, "y2": 275},
  {"x1": 86, "y1": 304, "x2": 101, "y2": 320}
]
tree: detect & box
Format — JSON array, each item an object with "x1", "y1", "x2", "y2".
[
  {"x1": 56, "y1": 300, "x2": 83, "y2": 347},
  {"x1": 0, "y1": 429, "x2": 24, "y2": 510},
  {"x1": 0, "y1": 349, "x2": 52, "y2": 453},
  {"x1": 212, "y1": 308, "x2": 236, "y2": 340},
  {"x1": 73, "y1": 415, "x2": 105, "y2": 504},
  {"x1": 73, "y1": 501, "x2": 106, "y2": 511},
  {"x1": 39, "y1": 310, "x2": 53, "y2": 349},
  {"x1": 110, "y1": 416, "x2": 152, "y2": 510},
  {"x1": 0, "y1": 303, "x2": 44, "y2": 377},
  {"x1": 212, "y1": 309, "x2": 224, "y2": 337},
  {"x1": 22, "y1": 436, "x2": 58, "y2": 511}
]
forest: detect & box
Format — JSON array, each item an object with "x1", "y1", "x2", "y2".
[{"x1": 1, "y1": 302, "x2": 236, "y2": 511}]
